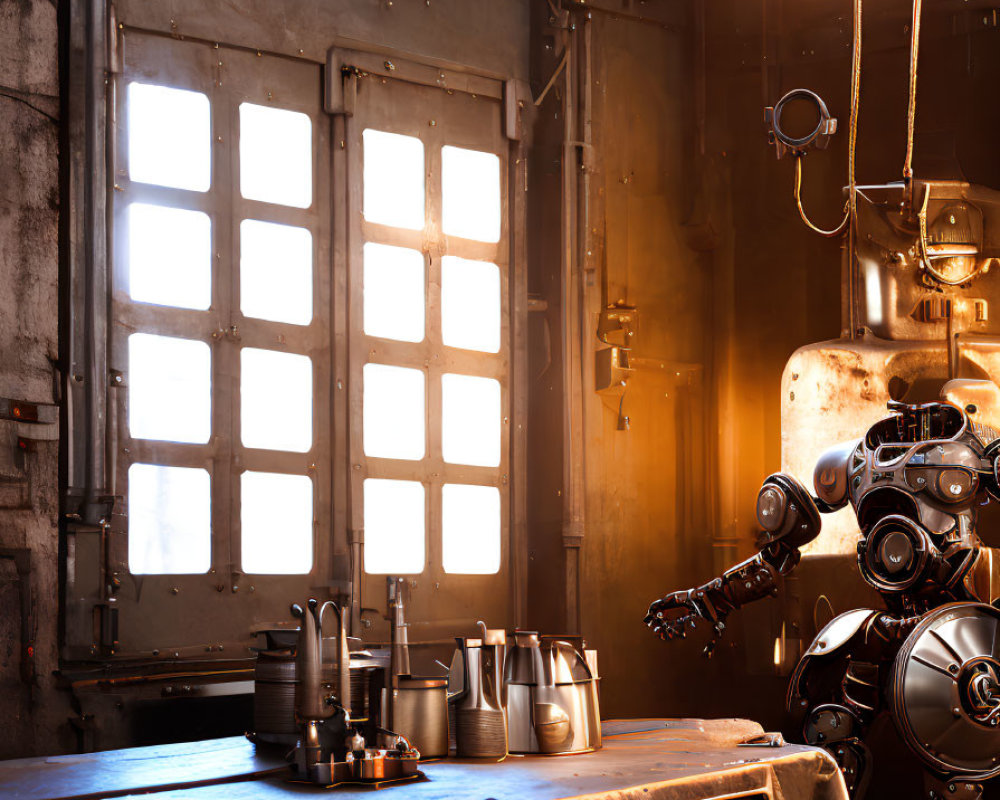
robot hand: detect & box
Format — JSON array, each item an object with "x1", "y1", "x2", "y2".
[
  {"x1": 644, "y1": 580, "x2": 730, "y2": 657},
  {"x1": 644, "y1": 473, "x2": 822, "y2": 658}
]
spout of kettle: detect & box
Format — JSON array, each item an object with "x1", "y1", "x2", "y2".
[{"x1": 294, "y1": 597, "x2": 325, "y2": 721}]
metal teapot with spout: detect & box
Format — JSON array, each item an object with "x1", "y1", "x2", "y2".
[
  {"x1": 288, "y1": 597, "x2": 420, "y2": 785},
  {"x1": 503, "y1": 631, "x2": 601, "y2": 755},
  {"x1": 450, "y1": 622, "x2": 507, "y2": 758}
]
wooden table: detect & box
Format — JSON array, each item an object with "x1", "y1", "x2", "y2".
[{"x1": 1, "y1": 719, "x2": 848, "y2": 800}]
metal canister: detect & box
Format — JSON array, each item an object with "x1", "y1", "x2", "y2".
[
  {"x1": 253, "y1": 647, "x2": 375, "y2": 743},
  {"x1": 253, "y1": 650, "x2": 298, "y2": 744},
  {"x1": 387, "y1": 676, "x2": 449, "y2": 758}
]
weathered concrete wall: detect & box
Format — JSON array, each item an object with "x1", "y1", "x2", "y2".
[{"x1": 0, "y1": 0, "x2": 69, "y2": 760}]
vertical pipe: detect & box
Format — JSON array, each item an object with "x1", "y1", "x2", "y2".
[
  {"x1": 560, "y1": 20, "x2": 583, "y2": 635},
  {"x1": 695, "y1": 0, "x2": 706, "y2": 157},
  {"x1": 103, "y1": 16, "x2": 118, "y2": 506},
  {"x1": 83, "y1": 0, "x2": 110, "y2": 524},
  {"x1": 574, "y1": 12, "x2": 594, "y2": 633}
]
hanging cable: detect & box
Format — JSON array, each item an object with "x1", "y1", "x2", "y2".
[
  {"x1": 533, "y1": 48, "x2": 569, "y2": 107},
  {"x1": 903, "y1": 0, "x2": 923, "y2": 210},
  {"x1": 786, "y1": 0, "x2": 861, "y2": 240},
  {"x1": 846, "y1": 0, "x2": 862, "y2": 336},
  {"x1": 847, "y1": 0, "x2": 862, "y2": 225},
  {"x1": 793, "y1": 156, "x2": 849, "y2": 237}
]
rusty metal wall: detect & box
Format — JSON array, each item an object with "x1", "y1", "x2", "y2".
[
  {"x1": 525, "y1": 4, "x2": 789, "y2": 724},
  {"x1": 705, "y1": 0, "x2": 1000, "y2": 605},
  {"x1": 113, "y1": 0, "x2": 529, "y2": 81},
  {"x1": 525, "y1": 0, "x2": 1000, "y2": 730}
]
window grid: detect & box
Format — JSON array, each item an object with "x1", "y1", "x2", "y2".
[
  {"x1": 111, "y1": 37, "x2": 329, "y2": 593},
  {"x1": 355, "y1": 118, "x2": 510, "y2": 577}
]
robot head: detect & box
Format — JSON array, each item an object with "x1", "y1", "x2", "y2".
[{"x1": 814, "y1": 402, "x2": 1000, "y2": 595}]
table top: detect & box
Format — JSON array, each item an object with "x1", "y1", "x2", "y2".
[{"x1": 1, "y1": 719, "x2": 848, "y2": 800}]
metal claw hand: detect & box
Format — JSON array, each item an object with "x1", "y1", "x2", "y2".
[
  {"x1": 644, "y1": 589, "x2": 707, "y2": 642},
  {"x1": 701, "y1": 621, "x2": 726, "y2": 659}
]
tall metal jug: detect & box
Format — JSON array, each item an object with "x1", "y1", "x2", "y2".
[{"x1": 450, "y1": 623, "x2": 507, "y2": 758}]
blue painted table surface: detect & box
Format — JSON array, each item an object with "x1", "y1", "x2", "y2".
[{"x1": 0, "y1": 719, "x2": 848, "y2": 800}]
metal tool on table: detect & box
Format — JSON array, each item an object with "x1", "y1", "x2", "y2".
[
  {"x1": 503, "y1": 631, "x2": 601, "y2": 755},
  {"x1": 287, "y1": 597, "x2": 419, "y2": 785},
  {"x1": 383, "y1": 577, "x2": 450, "y2": 759},
  {"x1": 252, "y1": 629, "x2": 377, "y2": 746},
  {"x1": 449, "y1": 622, "x2": 507, "y2": 758}
]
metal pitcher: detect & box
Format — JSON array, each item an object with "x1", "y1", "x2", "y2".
[
  {"x1": 450, "y1": 623, "x2": 507, "y2": 758},
  {"x1": 503, "y1": 630, "x2": 601, "y2": 755}
]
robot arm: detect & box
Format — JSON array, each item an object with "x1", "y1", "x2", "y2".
[{"x1": 645, "y1": 472, "x2": 824, "y2": 656}]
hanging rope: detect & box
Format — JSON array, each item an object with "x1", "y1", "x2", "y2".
[
  {"x1": 846, "y1": 0, "x2": 863, "y2": 336},
  {"x1": 903, "y1": 0, "x2": 922, "y2": 207},
  {"x1": 847, "y1": 0, "x2": 862, "y2": 226}
]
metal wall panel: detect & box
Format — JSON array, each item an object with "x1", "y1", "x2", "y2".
[
  {"x1": 341, "y1": 71, "x2": 517, "y2": 653},
  {"x1": 114, "y1": 0, "x2": 530, "y2": 81},
  {"x1": 102, "y1": 32, "x2": 333, "y2": 656}
]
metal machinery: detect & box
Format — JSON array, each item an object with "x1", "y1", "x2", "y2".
[
  {"x1": 287, "y1": 598, "x2": 420, "y2": 786},
  {"x1": 784, "y1": 174, "x2": 1000, "y2": 555},
  {"x1": 646, "y1": 2, "x2": 1000, "y2": 798},
  {"x1": 646, "y1": 401, "x2": 1000, "y2": 799},
  {"x1": 769, "y1": 2, "x2": 1000, "y2": 556},
  {"x1": 273, "y1": 589, "x2": 601, "y2": 786}
]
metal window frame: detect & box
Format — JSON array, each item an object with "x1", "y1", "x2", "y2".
[
  {"x1": 61, "y1": 3, "x2": 530, "y2": 661},
  {"x1": 66, "y1": 23, "x2": 335, "y2": 658},
  {"x1": 326, "y1": 46, "x2": 530, "y2": 634}
]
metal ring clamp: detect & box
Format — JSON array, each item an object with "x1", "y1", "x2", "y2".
[{"x1": 765, "y1": 88, "x2": 838, "y2": 159}]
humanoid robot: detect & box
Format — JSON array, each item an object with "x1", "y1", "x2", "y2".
[{"x1": 646, "y1": 400, "x2": 1000, "y2": 800}]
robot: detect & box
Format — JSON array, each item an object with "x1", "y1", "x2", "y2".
[{"x1": 645, "y1": 400, "x2": 1000, "y2": 800}]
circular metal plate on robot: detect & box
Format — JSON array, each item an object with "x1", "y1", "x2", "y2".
[{"x1": 891, "y1": 602, "x2": 1000, "y2": 779}]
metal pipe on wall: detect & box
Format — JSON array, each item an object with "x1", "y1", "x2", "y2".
[
  {"x1": 87, "y1": 0, "x2": 110, "y2": 522},
  {"x1": 560, "y1": 17, "x2": 585, "y2": 635}
]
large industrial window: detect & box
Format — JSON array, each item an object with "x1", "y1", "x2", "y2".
[
  {"x1": 108, "y1": 33, "x2": 332, "y2": 651},
  {"x1": 340, "y1": 67, "x2": 512, "y2": 604}
]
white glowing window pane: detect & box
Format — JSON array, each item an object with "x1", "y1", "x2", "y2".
[
  {"x1": 240, "y1": 103, "x2": 312, "y2": 208},
  {"x1": 129, "y1": 464, "x2": 211, "y2": 574},
  {"x1": 363, "y1": 243, "x2": 424, "y2": 342},
  {"x1": 128, "y1": 334, "x2": 211, "y2": 443},
  {"x1": 363, "y1": 129, "x2": 424, "y2": 230},
  {"x1": 128, "y1": 83, "x2": 210, "y2": 192},
  {"x1": 442, "y1": 146, "x2": 500, "y2": 243},
  {"x1": 241, "y1": 349, "x2": 313, "y2": 452},
  {"x1": 441, "y1": 256, "x2": 500, "y2": 353},
  {"x1": 442, "y1": 374, "x2": 501, "y2": 467},
  {"x1": 364, "y1": 479, "x2": 425, "y2": 574},
  {"x1": 443, "y1": 484, "x2": 501, "y2": 574},
  {"x1": 128, "y1": 203, "x2": 211, "y2": 310},
  {"x1": 240, "y1": 220, "x2": 312, "y2": 325},
  {"x1": 363, "y1": 364, "x2": 425, "y2": 460},
  {"x1": 241, "y1": 471, "x2": 313, "y2": 574}
]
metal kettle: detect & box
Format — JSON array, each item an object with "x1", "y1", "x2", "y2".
[
  {"x1": 503, "y1": 630, "x2": 601, "y2": 755},
  {"x1": 290, "y1": 598, "x2": 351, "y2": 783},
  {"x1": 450, "y1": 622, "x2": 507, "y2": 758}
]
